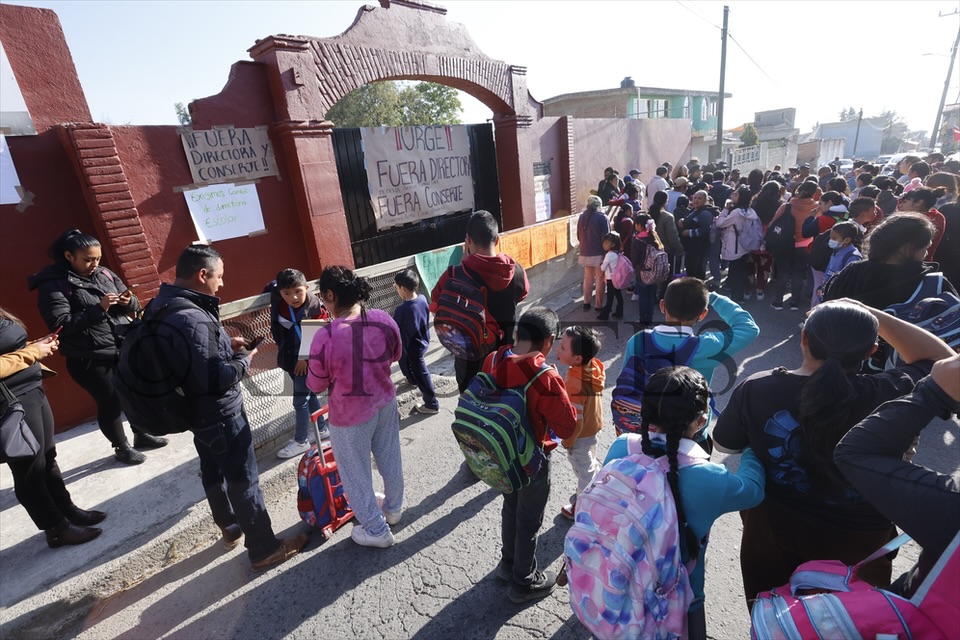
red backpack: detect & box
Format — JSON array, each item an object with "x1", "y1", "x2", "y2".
[
  {"x1": 750, "y1": 532, "x2": 960, "y2": 639},
  {"x1": 432, "y1": 265, "x2": 501, "y2": 362}
]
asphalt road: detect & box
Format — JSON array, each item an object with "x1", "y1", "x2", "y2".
[{"x1": 70, "y1": 294, "x2": 958, "y2": 640}]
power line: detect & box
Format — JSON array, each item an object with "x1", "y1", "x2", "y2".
[
  {"x1": 727, "y1": 32, "x2": 784, "y2": 91},
  {"x1": 673, "y1": 0, "x2": 721, "y2": 31}
]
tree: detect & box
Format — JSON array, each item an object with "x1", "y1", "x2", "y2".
[
  {"x1": 739, "y1": 123, "x2": 758, "y2": 147},
  {"x1": 399, "y1": 82, "x2": 463, "y2": 126},
  {"x1": 326, "y1": 81, "x2": 463, "y2": 127},
  {"x1": 174, "y1": 102, "x2": 192, "y2": 126},
  {"x1": 838, "y1": 107, "x2": 857, "y2": 122},
  {"x1": 880, "y1": 109, "x2": 910, "y2": 154}
]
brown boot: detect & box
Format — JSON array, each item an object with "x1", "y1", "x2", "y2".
[
  {"x1": 250, "y1": 533, "x2": 310, "y2": 572},
  {"x1": 45, "y1": 520, "x2": 102, "y2": 548}
]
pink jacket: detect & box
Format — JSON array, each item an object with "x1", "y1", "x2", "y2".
[{"x1": 306, "y1": 309, "x2": 402, "y2": 427}]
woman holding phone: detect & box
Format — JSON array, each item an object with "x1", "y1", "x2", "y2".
[
  {"x1": 1, "y1": 308, "x2": 106, "y2": 547},
  {"x1": 28, "y1": 230, "x2": 167, "y2": 465}
]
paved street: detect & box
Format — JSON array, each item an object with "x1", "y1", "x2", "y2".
[{"x1": 3, "y1": 282, "x2": 956, "y2": 639}]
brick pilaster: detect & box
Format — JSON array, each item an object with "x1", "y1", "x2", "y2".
[{"x1": 58, "y1": 123, "x2": 162, "y2": 301}]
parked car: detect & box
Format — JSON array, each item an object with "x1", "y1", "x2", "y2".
[
  {"x1": 838, "y1": 158, "x2": 854, "y2": 173},
  {"x1": 880, "y1": 152, "x2": 920, "y2": 176},
  {"x1": 874, "y1": 154, "x2": 892, "y2": 168}
]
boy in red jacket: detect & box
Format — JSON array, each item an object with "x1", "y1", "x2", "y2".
[
  {"x1": 482, "y1": 306, "x2": 577, "y2": 604},
  {"x1": 430, "y1": 210, "x2": 529, "y2": 393}
]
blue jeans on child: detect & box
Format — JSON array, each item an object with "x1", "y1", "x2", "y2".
[
  {"x1": 291, "y1": 373, "x2": 323, "y2": 444},
  {"x1": 399, "y1": 346, "x2": 438, "y2": 409},
  {"x1": 636, "y1": 282, "x2": 658, "y2": 325}
]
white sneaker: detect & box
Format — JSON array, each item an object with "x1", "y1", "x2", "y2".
[
  {"x1": 756, "y1": 291, "x2": 765, "y2": 300},
  {"x1": 351, "y1": 523, "x2": 395, "y2": 548},
  {"x1": 317, "y1": 424, "x2": 331, "y2": 440},
  {"x1": 375, "y1": 491, "x2": 402, "y2": 525},
  {"x1": 631, "y1": 293, "x2": 639, "y2": 301},
  {"x1": 277, "y1": 439, "x2": 310, "y2": 459}
]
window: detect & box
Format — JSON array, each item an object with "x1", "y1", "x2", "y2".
[
  {"x1": 650, "y1": 99, "x2": 669, "y2": 118},
  {"x1": 683, "y1": 96, "x2": 691, "y2": 119},
  {"x1": 701, "y1": 98, "x2": 709, "y2": 121},
  {"x1": 637, "y1": 98, "x2": 649, "y2": 119},
  {"x1": 710, "y1": 101, "x2": 718, "y2": 117}
]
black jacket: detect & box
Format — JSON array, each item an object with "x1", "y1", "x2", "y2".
[
  {"x1": 147, "y1": 283, "x2": 248, "y2": 428},
  {"x1": 28, "y1": 264, "x2": 140, "y2": 360},
  {"x1": 822, "y1": 260, "x2": 956, "y2": 310}
]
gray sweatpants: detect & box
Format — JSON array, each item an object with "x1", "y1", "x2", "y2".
[{"x1": 328, "y1": 398, "x2": 404, "y2": 536}]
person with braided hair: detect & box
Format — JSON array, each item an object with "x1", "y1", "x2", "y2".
[
  {"x1": 307, "y1": 265, "x2": 404, "y2": 549},
  {"x1": 603, "y1": 366, "x2": 764, "y2": 640}
]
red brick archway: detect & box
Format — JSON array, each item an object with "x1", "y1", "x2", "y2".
[{"x1": 247, "y1": 0, "x2": 540, "y2": 274}]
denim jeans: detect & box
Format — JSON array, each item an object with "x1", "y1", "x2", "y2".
[
  {"x1": 636, "y1": 282, "x2": 658, "y2": 324},
  {"x1": 290, "y1": 372, "x2": 322, "y2": 444},
  {"x1": 398, "y1": 346, "x2": 438, "y2": 408},
  {"x1": 502, "y1": 453, "x2": 551, "y2": 585},
  {"x1": 193, "y1": 410, "x2": 280, "y2": 562}
]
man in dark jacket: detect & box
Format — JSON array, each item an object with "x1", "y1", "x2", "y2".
[
  {"x1": 430, "y1": 210, "x2": 529, "y2": 392},
  {"x1": 149, "y1": 245, "x2": 308, "y2": 571},
  {"x1": 679, "y1": 190, "x2": 717, "y2": 281}
]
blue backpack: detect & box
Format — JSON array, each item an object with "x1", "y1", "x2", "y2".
[
  {"x1": 884, "y1": 273, "x2": 960, "y2": 368},
  {"x1": 611, "y1": 331, "x2": 700, "y2": 435},
  {"x1": 452, "y1": 352, "x2": 550, "y2": 493}
]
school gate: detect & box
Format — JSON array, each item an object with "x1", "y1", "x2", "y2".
[
  {"x1": 332, "y1": 124, "x2": 501, "y2": 268},
  {"x1": 1, "y1": 0, "x2": 692, "y2": 428}
]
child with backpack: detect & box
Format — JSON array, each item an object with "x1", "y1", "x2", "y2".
[
  {"x1": 629, "y1": 214, "x2": 666, "y2": 326},
  {"x1": 572, "y1": 366, "x2": 764, "y2": 640},
  {"x1": 430, "y1": 210, "x2": 529, "y2": 393},
  {"x1": 596, "y1": 232, "x2": 624, "y2": 321},
  {"x1": 611, "y1": 277, "x2": 759, "y2": 437},
  {"x1": 481, "y1": 307, "x2": 576, "y2": 604},
  {"x1": 392, "y1": 269, "x2": 439, "y2": 415},
  {"x1": 716, "y1": 186, "x2": 763, "y2": 302},
  {"x1": 554, "y1": 326, "x2": 605, "y2": 520},
  {"x1": 270, "y1": 268, "x2": 330, "y2": 459},
  {"x1": 306, "y1": 266, "x2": 404, "y2": 549}
]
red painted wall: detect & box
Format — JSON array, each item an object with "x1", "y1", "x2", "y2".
[{"x1": 1, "y1": 5, "x2": 100, "y2": 429}]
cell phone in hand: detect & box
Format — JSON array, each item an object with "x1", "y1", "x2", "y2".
[
  {"x1": 52, "y1": 326, "x2": 63, "y2": 337},
  {"x1": 247, "y1": 336, "x2": 266, "y2": 350}
]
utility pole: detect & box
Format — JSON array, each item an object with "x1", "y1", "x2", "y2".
[
  {"x1": 930, "y1": 9, "x2": 960, "y2": 149},
  {"x1": 852, "y1": 108, "x2": 863, "y2": 156},
  {"x1": 713, "y1": 5, "x2": 729, "y2": 163}
]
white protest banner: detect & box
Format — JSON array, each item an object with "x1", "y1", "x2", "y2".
[
  {"x1": 180, "y1": 126, "x2": 279, "y2": 185},
  {"x1": 361, "y1": 125, "x2": 474, "y2": 231},
  {"x1": 183, "y1": 183, "x2": 265, "y2": 243},
  {"x1": 0, "y1": 134, "x2": 22, "y2": 205}
]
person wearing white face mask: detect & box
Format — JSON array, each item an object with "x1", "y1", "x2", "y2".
[{"x1": 815, "y1": 222, "x2": 863, "y2": 306}]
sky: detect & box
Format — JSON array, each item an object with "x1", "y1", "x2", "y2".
[{"x1": 5, "y1": 0, "x2": 960, "y2": 140}]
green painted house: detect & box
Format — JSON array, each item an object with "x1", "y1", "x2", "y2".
[{"x1": 542, "y1": 77, "x2": 731, "y2": 136}]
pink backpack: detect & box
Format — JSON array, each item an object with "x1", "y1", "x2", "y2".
[
  {"x1": 612, "y1": 253, "x2": 635, "y2": 290},
  {"x1": 564, "y1": 435, "x2": 698, "y2": 640},
  {"x1": 750, "y1": 532, "x2": 960, "y2": 639}
]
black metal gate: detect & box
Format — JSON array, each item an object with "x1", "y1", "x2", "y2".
[{"x1": 332, "y1": 124, "x2": 501, "y2": 269}]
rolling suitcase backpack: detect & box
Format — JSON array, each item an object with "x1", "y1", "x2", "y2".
[{"x1": 296, "y1": 407, "x2": 354, "y2": 539}]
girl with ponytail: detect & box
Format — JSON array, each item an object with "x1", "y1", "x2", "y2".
[
  {"x1": 713, "y1": 299, "x2": 955, "y2": 611},
  {"x1": 603, "y1": 366, "x2": 765, "y2": 640},
  {"x1": 306, "y1": 266, "x2": 404, "y2": 549}
]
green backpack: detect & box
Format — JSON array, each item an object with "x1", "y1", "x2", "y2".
[{"x1": 452, "y1": 354, "x2": 549, "y2": 493}]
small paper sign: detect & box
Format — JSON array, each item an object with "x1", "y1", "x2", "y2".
[{"x1": 183, "y1": 182, "x2": 265, "y2": 242}]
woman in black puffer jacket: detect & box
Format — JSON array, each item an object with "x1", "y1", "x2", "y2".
[
  {"x1": 28, "y1": 230, "x2": 166, "y2": 465},
  {"x1": 0, "y1": 308, "x2": 105, "y2": 547}
]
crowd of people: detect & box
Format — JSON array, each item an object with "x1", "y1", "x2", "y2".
[
  {"x1": 580, "y1": 154, "x2": 958, "y2": 319},
  {"x1": 1, "y1": 150, "x2": 957, "y2": 635}
]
